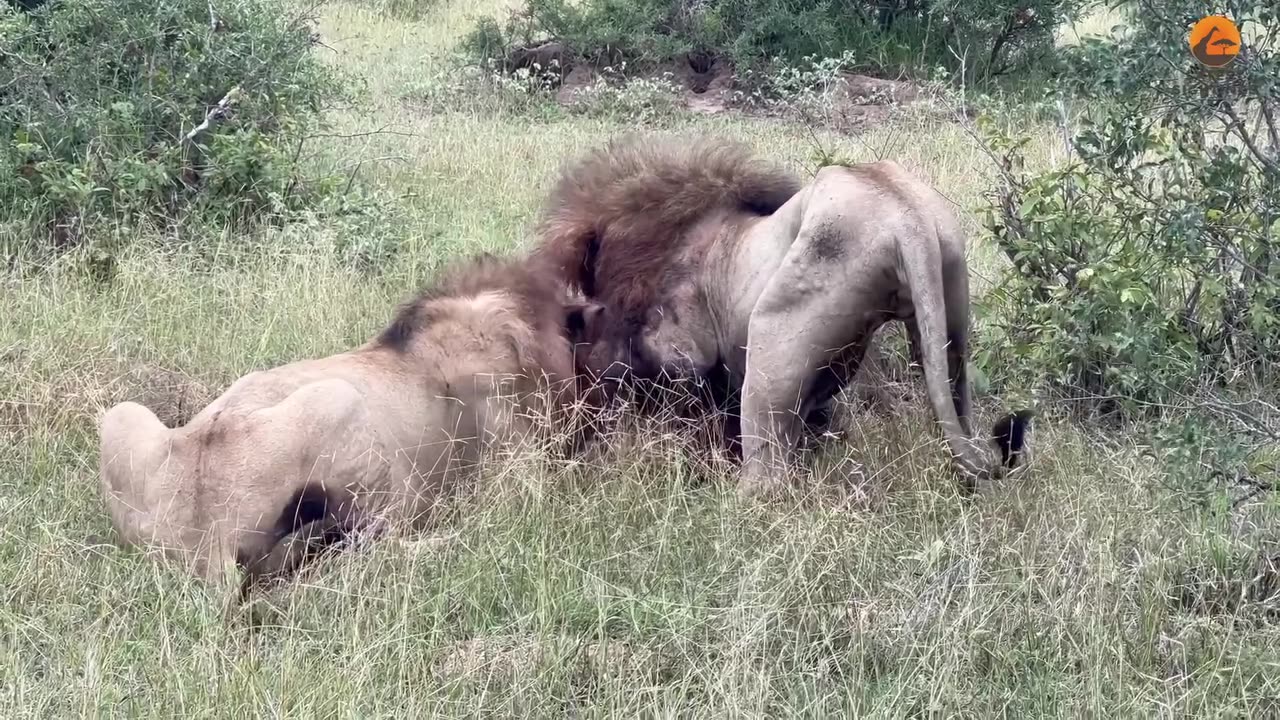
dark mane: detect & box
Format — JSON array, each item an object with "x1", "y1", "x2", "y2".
[
  {"x1": 376, "y1": 252, "x2": 565, "y2": 352},
  {"x1": 530, "y1": 133, "x2": 801, "y2": 323}
]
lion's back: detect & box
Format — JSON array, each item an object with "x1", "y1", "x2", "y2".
[{"x1": 818, "y1": 161, "x2": 960, "y2": 232}]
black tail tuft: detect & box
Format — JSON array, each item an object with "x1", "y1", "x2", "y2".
[{"x1": 992, "y1": 409, "x2": 1035, "y2": 469}]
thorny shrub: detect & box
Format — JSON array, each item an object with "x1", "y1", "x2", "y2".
[{"x1": 977, "y1": 0, "x2": 1279, "y2": 411}]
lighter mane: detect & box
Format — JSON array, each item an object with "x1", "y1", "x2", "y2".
[{"x1": 376, "y1": 252, "x2": 566, "y2": 354}]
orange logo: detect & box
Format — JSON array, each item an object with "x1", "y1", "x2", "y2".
[{"x1": 1189, "y1": 15, "x2": 1241, "y2": 68}]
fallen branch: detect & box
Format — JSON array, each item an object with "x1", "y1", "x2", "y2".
[
  {"x1": 1201, "y1": 396, "x2": 1280, "y2": 442},
  {"x1": 305, "y1": 127, "x2": 423, "y2": 141},
  {"x1": 181, "y1": 86, "x2": 241, "y2": 148},
  {"x1": 1221, "y1": 100, "x2": 1280, "y2": 176}
]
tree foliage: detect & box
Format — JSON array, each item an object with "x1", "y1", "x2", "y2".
[
  {"x1": 976, "y1": 0, "x2": 1279, "y2": 413},
  {"x1": 0, "y1": 0, "x2": 346, "y2": 258},
  {"x1": 465, "y1": 0, "x2": 1083, "y2": 84}
]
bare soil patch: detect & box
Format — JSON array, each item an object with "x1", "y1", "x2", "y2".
[{"x1": 506, "y1": 44, "x2": 941, "y2": 129}]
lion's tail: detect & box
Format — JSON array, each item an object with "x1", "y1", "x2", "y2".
[
  {"x1": 531, "y1": 134, "x2": 802, "y2": 291},
  {"x1": 896, "y1": 234, "x2": 1018, "y2": 490}
]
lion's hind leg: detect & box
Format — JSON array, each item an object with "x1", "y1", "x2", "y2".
[
  {"x1": 738, "y1": 225, "x2": 885, "y2": 500},
  {"x1": 237, "y1": 483, "x2": 380, "y2": 601},
  {"x1": 232, "y1": 378, "x2": 390, "y2": 599},
  {"x1": 98, "y1": 401, "x2": 182, "y2": 551}
]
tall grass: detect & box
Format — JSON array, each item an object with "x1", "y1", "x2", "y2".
[{"x1": 2, "y1": 1, "x2": 1278, "y2": 716}]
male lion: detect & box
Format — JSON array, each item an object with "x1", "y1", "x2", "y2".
[
  {"x1": 98, "y1": 253, "x2": 598, "y2": 597},
  {"x1": 533, "y1": 134, "x2": 1031, "y2": 499}
]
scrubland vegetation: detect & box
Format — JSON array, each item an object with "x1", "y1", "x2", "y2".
[{"x1": 2, "y1": 0, "x2": 1278, "y2": 715}]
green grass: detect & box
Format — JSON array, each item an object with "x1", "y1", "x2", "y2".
[{"x1": 3, "y1": 1, "x2": 1280, "y2": 716}]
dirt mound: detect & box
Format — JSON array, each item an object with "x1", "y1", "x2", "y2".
[
  {"x1": 554, "y1": 64, "x2": 597, "y2": 106},
  {"x1": 817, "y1": 74, "x2": 911, "y2": 132},
  {"x1": 837, "y1": 73, "x2": 923, "y2": 105},
  {"x1": 551, "y1": 56, "x2": 726, "y2": 116},
  {"x1": 558, "y1": 52, "x2": 937, "y2": 128},
  {"x1": 491, "y1": 42, "x2": 947, "y2": 131},
  {"x1": 551, "y1": 52, "x2": 736, "y2": 115},
  {"x1": 505, "y1": 40, "x2": 570, "y2": 79},
  {"x1": 664, "y1": 53, "x2": 736, "y2": 114}
]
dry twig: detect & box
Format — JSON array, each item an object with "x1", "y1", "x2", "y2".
[{"x1": 182, "y1": 86, "x2": 241, "y2": 148}]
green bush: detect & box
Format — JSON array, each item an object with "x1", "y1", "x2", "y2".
[
  {"x1": 975, "y1": 0, "x2": 1279, "y2": 414},
  {"x1": 0, "y1": 0, "x2": 347, "y2": 258},
  {"x1": 463, "y1": 0, "x2": 1083, "y2": 84}
]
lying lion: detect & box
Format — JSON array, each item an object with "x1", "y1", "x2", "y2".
[
  {"x1": 98, "y1": 253, "x2": 598, "y2": 596},
  {"x1": 534, "y1": 134, "x2": 1031, "y2": 499}
]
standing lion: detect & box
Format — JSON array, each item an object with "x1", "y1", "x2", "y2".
[{"x1": 532, "y1": 134, "x2": 1031, "y2": 499}]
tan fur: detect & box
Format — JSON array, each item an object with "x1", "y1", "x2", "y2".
[
  {"x1": 532, "y1": 132, "x2": 802, "y2": 325},
  {"x1": 99, "y1": 254, "x2": 586, "y2": 590},
  {"x1": 535, "y1": 136, "x2": 1031, "y2": 499}
]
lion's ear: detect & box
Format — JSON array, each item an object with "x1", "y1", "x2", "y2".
[{"x1": 565, "y1": 301, "x2": 606, "y2": 344}]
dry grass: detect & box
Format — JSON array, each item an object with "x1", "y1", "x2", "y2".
[{"x1": 3, "y1": 1, "x2": 1279, "y2": 717}]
